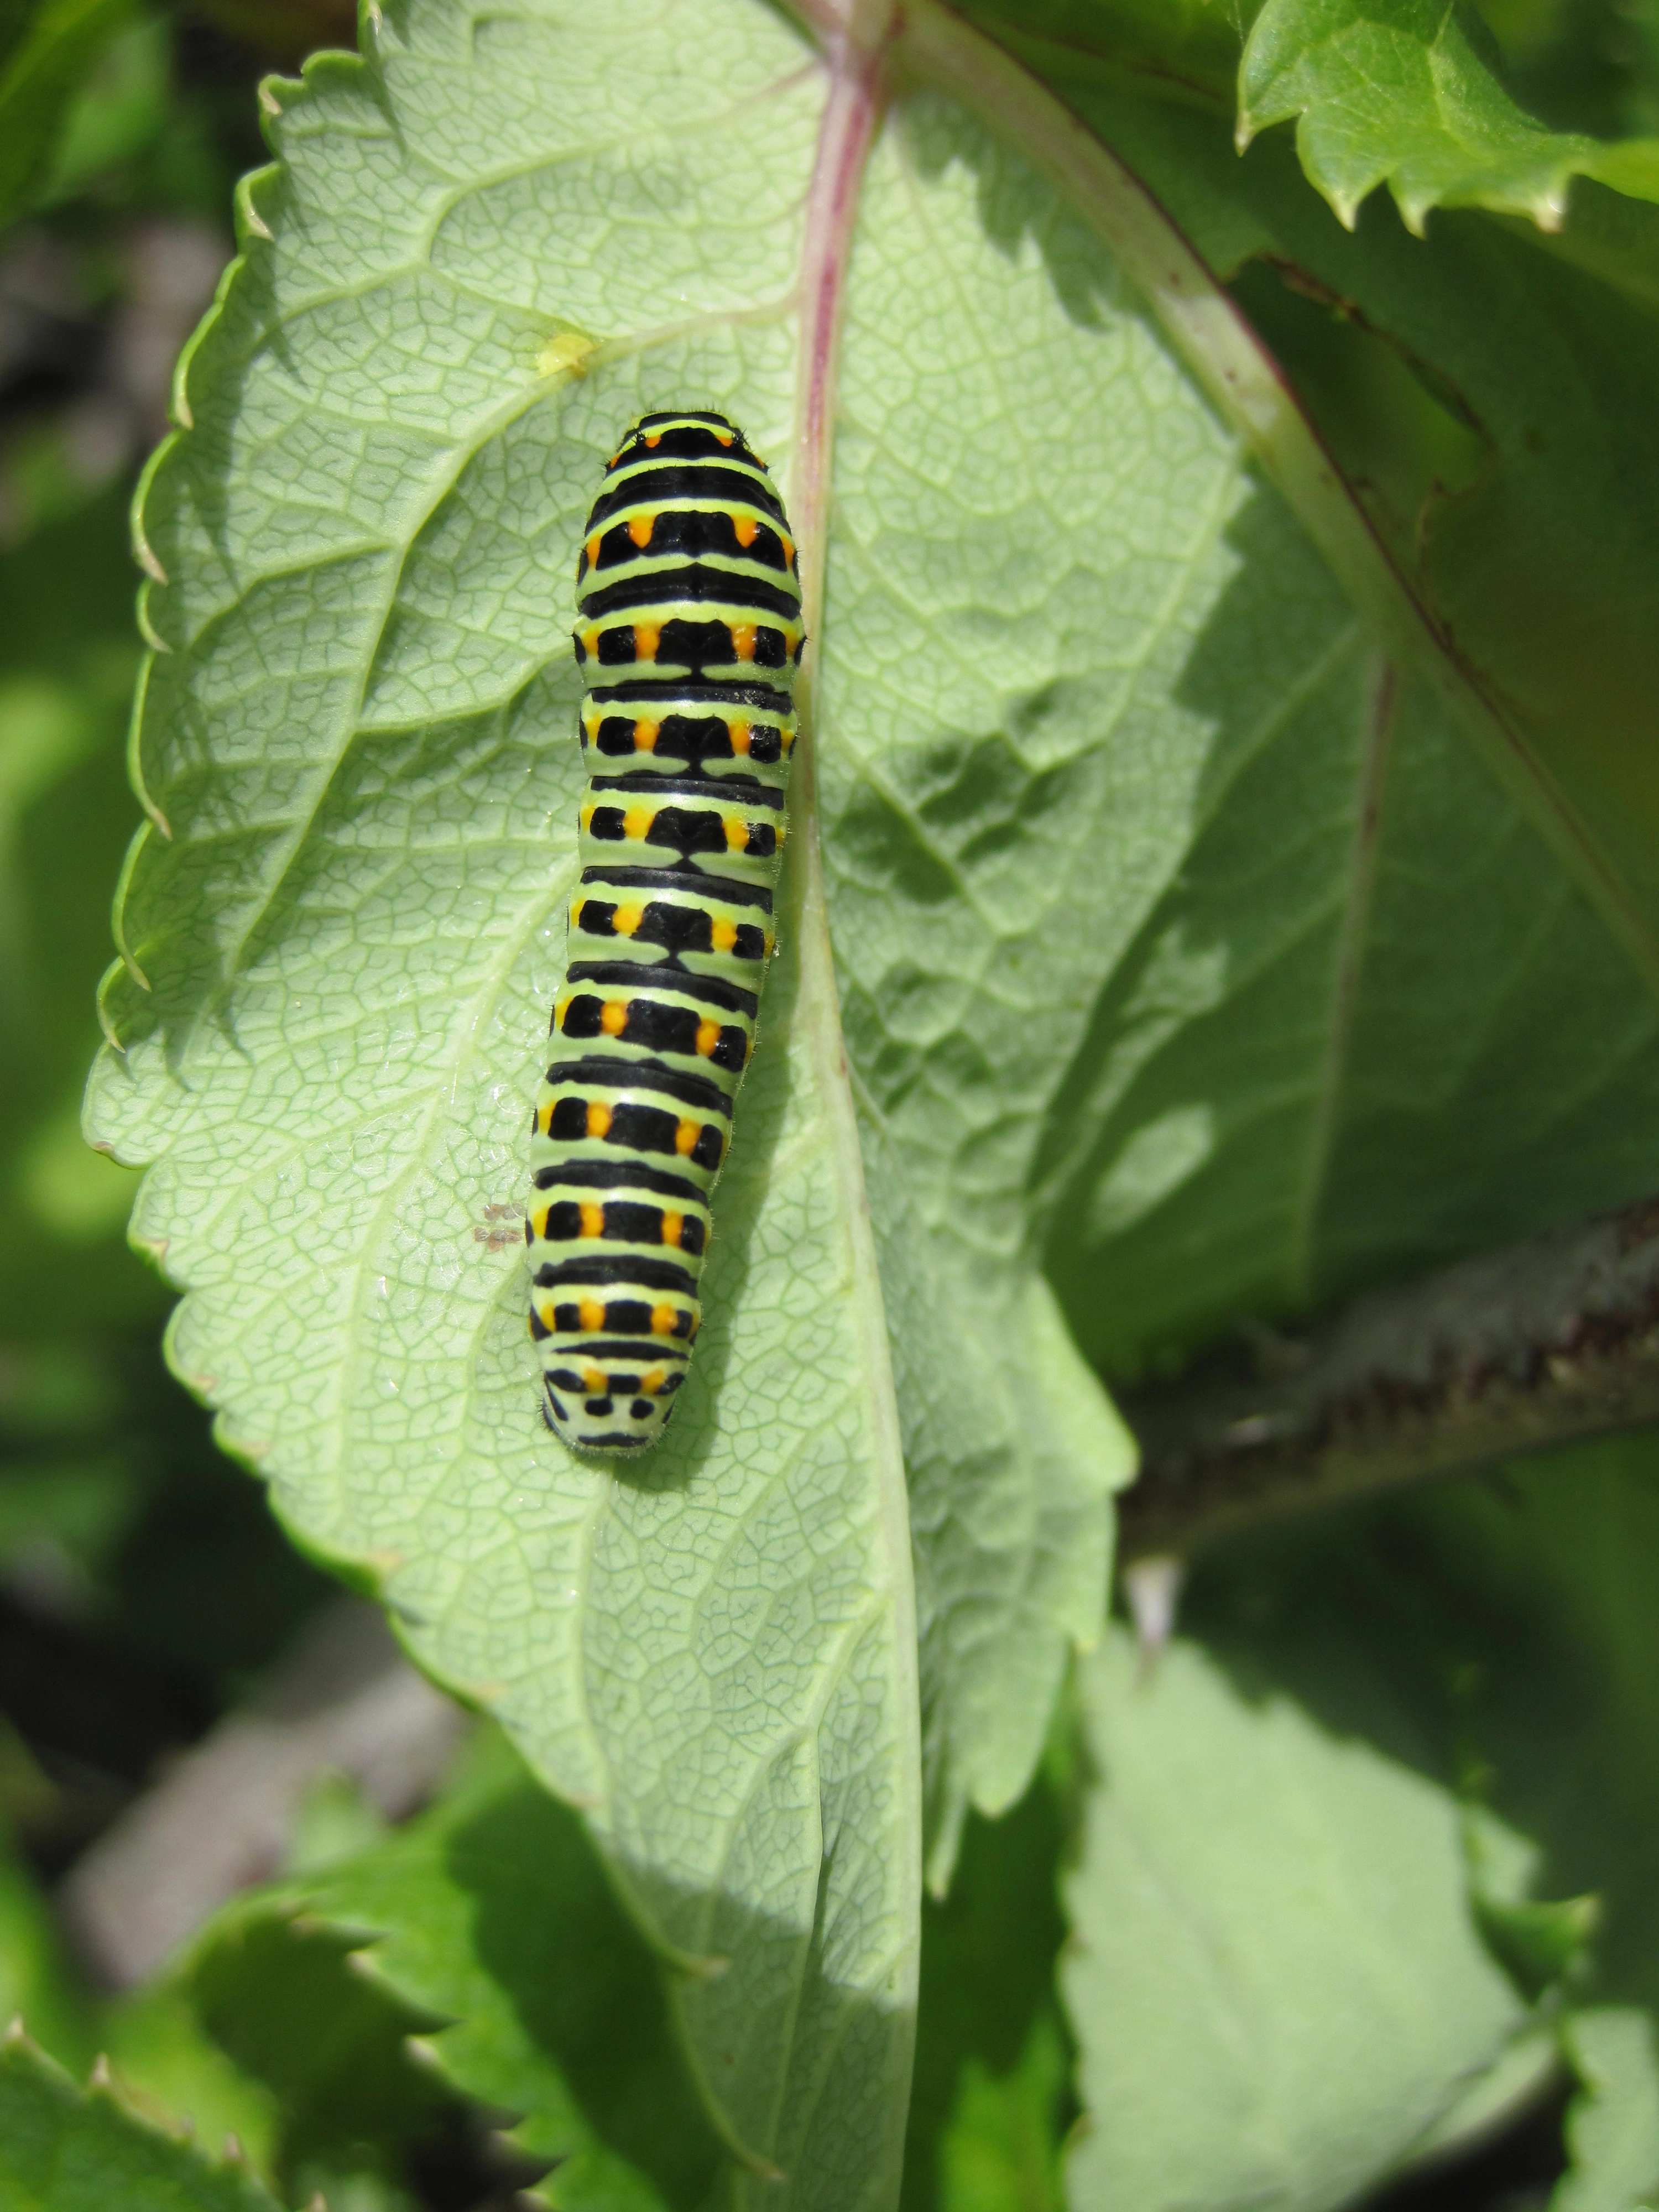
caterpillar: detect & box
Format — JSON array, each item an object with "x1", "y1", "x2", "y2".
[{"x1": 525, "y1": 409, "x2": 805, "y2": 1452}]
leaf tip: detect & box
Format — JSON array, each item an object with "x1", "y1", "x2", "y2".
[
  {"x1": 1123, "y1": 1554, "x2": 1185, "y2": 1676},
  {"x1": 134, "y1": 530, "x2": 168, "y2": 587}
]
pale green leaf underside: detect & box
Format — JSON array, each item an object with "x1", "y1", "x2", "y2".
[
  {"x1": 1240, "y1": 0, "x2": 1659, "y2": 233},
  {"x1": 1558, "y1": 2010, "x2": 1659, "y2": 2212},
  {"x1": 1062, "y1": 1635, "x2": 1530, "y2": 2212},
  {"x1": 0, "y1": 2030, "x2": 281, "y2": 2212},
  {"x1": 89, "y1": 4, "x2": 919, "y2": 2200}
]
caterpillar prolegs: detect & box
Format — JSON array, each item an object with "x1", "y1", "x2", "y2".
[{"x1": 526, "y1": 411, "x2": 805, "y2": 1452}]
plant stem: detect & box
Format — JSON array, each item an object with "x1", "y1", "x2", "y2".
[{"x1": 1116, "y1": 1197, "x2": 1659, "y2": 1560}]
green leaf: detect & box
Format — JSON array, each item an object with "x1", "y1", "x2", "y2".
[
  {"x1": 0, "y1": 0, "x2": 134, "y2": 226},
  {"x1": 192, "y1": 1728, "x2": 723, "y2": 2211},
  {"x1": 86, "y1": 7, "x2": 922, "y2": 2197},
  {"x1": 1061, "y1": 1632, "x2": 1532, "y2": 2212},
  {"x1": 1238, "y1": 0, "x2": 1659, "y2": 233},
  {"x1": 0, "y1": 1821, "x2": 96, "y2": 2079},
  {"x1": 1157, "y1": 1434, "x2": 1659, "y2": 2212},
  {"x1": 1558, "y1": 2010, "x2": 1659, "y2": 2212},
  {"x1": 0, "y1": 2024, "x2": 283, "y2": 2212},
  {"x1": 904, "y1": 1783, "x2": 1072, "y2": 2211},
  {"x1": 100, "y1": 1987, "x2": 281, "y2": 2188}
]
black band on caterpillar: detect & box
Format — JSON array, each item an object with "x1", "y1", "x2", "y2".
[{"x1": 526, "y1": 410, "x2": 803, "y2": 1452}]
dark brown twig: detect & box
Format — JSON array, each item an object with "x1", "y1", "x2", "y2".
[{"x1": 1117, "y1": 1198, "x2": 1659, "y2": 1562}]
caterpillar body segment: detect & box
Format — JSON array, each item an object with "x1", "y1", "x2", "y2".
[{"x1": 529, "y1": 411, "x2": 804, "y2": 1452}]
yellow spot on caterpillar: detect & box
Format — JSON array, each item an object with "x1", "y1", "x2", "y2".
[
  {"x1": 675, "y1": 1118, "x2": 700, "y2": 1156},
  {"x1": 627, "y1": 514, "x2": 655, "y2": 548},
  {"x1": 640, "y1": 1366, "x2": 665, "y2": 1395},
  {"x1": 579, "y1": 1296, "x2": 606, "y2": 1333},
  {"x1": 775, "y1": 819, "x2": 787, "y2": 847},
  {"x1": 583, "y1": 1364, "x2": 607, "y2": 1394},
  {"x1": 585, "y1": 534, "x2": 601, "y2": 568},
  {"x1": 729, "y1": 622, "x2": 757, "y2": 662},
  {"x1": 614, "y1": 904, "x2": 643, "y2": 936},
  {"x1": 538, "y1": 1306, "x2": 556, "y2": 1333},
  {"x1": 582, "y1": 629, "x2": 599, "y2": 659},
  {"x1": 600, "y1": 1000, "x2": 628, "y2": 1037},
  {"x1": 586, "y1": 1101, "x2": 612, "y2": 1139},
  {"x1": 580, "y1": 1201, "x2": 604, "y2": 1239},
  {"x1": 650, "y1": 1302, "x2": 677, "y2": 1337},
  {"x1": 633, "y1": 718, "x2": 659, "y2": 752},
  {"x1": 723, "y1": 817, "x2": 749, "y2": 852},
  {"x1": 780, "y1": 724, "x2": 796, "y2": 754},
  {"x1": 633, "y1": 622, "x2": 660, "y2": 662},
  {"x1": 533, "y1": 1209, "x2": 549, "y2": 1238},
  {"x1": 536, "y1": 331, "x2": 596, "y2": 379},
  {"x1": 728, "y1": 719, "x2": 752, "y2": 755},
  {"x1": 555, "y1": 997, "x2": 572, "y2": 1029},
  {"x1": 763, "y1": 930, "x2": 775, "y2": 957},
  {"x1": 623, "y1": 806, "x2": 653, "y2": 841},
  {"x1": 537, "y1": 1104, "x2": 552, "y2": 1134},
  {"x1": 581, "y1": 706, "x2": 601, "y2": 748},
  {"x1": 733, "y1": 514, "x2": 758, "y2": 549},
  {"x1": 580, "y1": 802, "x2": 596, "y2": 833},
  {"x1": 571, "y1": 900, "x2": 587, "y2": 931},
  {"x1": 695, "y1": 1019, "x2": 720, "y2": 1057},
  {"x1": 661, "y1": 1211, "x2": 683, "y2": 1248},
  {"x1": 711, "y1": 917, "x2": 738, "y2": 954}
]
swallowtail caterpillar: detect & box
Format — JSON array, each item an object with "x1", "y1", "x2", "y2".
[{"x1": 526, "y1": 410, "x2": 804, "y2": 1452}]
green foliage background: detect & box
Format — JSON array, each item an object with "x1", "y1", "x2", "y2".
[{"x1": 0, "y1": 1, "x2": 1656, "y2": 2209}]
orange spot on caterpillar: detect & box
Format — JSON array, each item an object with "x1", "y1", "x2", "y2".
[
  {"x1": 723, "y1": 817, "x2": 750, "y2": 852},
  {"x1": 585, "y1": 533, "x2": 601, "y2": 566},
  {"x1": 586, "y1": 1101, "x2": 612, "y2": 1139},
  {"x1": 644, "y1": 432, "x2": 661, "y2": 448},
  {"x1": 675, "y1": 1118, "x2": 700, "y2": 1156},
  {"x1": 780, "y1": 533, "x2": 795, "y2": 566},
  {"x1": 633, "y1": 718, "x2": 659, "y2": 752},
  {"x1": 613, "y1": 904, "x2": 643, "y2": 936},
  {"x1": 711, "y1": 917, "x2": 738, "y2": 954},
  {"x1": 628, "y1": 514, "x2": 655, "y2": 547},
  {"x1": 633, "y1": 622, "x2": 660, "y2": 662},
  {"x1": 580, "y1": 1201, "x2": 604, "y2": 1239},
  {"x1": 650, "y1": 1302, "x2": 677, "y2": 1336},
  {"x1": 729, "y1": 622, "x2": 757, "y2": 662},
  {"x1": 694, "y1": 1019, "x2": 720, "y2": 1057},
  {"x1": 623, "y1": 805, "x2": 652, "y2": 841},
  {"x1": 714, "y1": 429, "x2": 733, "y2": 446},
  {"x1": 661, "y1": 1211, "x2": 683, "y2": 1248},
  {"x1": 600, "y1": 1000, "x2": 628, "y2": 1036},
  {"x1": 733, "y1": 515, "x2": 758, "y2": 549},
  {"x1": 583, "y1": 1364, "x2": 607, "y2": 1394},
  {"x1": 640, "y1": 1366, "x2": 665, "y2": 1395},
  {"x1": 727, "y1": 719, "x2": 752, "y2": 755},
  {"x1": 579, "y1": 1296, "x2": 606, "y2": 1333}
]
